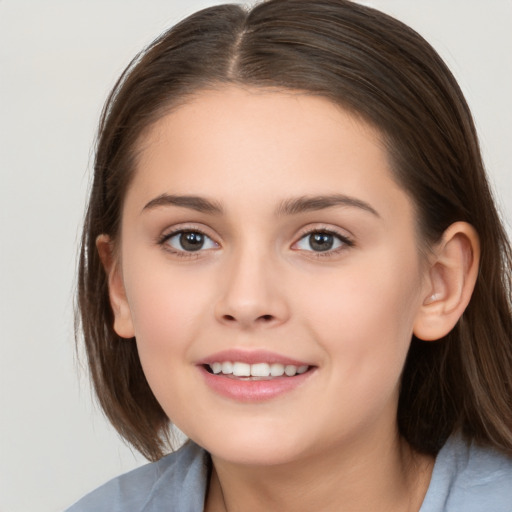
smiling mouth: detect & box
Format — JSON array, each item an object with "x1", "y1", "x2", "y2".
[{"x1": 204, "y1": 362, "x2": 311, "y2": 379}]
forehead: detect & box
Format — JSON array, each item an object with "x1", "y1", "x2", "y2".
[{"x1": 126, "y1": 86, "x2": 412, "y2": 222}]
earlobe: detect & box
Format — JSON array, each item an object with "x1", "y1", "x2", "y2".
[
  {"x1": 96, "y1": 234, "x2": 135, "y2": 339},
  {"x1": 413, "y1": 222, "x2": 480, "y2": 341}
]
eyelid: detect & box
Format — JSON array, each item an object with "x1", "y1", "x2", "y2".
[
  {"x1": 291, "y1": 225, "x2": 355, "y2": 254},
  {"x1": 155, "y1": 223, "x2": 354, "y2": 258},
  {"x1": 157, "y1": 224, "x2": 220, "y2": 255}
]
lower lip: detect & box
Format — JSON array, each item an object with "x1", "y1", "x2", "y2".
[{"x1": 199, "y1": 366, "x2": 315, "y2": 402}]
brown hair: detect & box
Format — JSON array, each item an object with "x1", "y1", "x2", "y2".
[{"x1": 77, "y1": 0, "x2": 512, "y2": 461}]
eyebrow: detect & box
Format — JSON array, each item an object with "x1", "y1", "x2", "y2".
[
  {"x1": 142, "y1": 194, "x2": 223, "y2": 214},
  {"x1": 276, "y1": 194, "x2": 380, "y2": 217},
  {"x1": 141, "y1": 193, "x2": 379, "y2": 218}
]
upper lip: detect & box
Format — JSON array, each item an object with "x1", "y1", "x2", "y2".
[{"x1": 197, "y1": 349, "x2": 312, "y2": 367}]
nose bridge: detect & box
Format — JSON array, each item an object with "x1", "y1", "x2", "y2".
[{"x1": 215, "y1": 240, "x2": 289, "y2": 328}]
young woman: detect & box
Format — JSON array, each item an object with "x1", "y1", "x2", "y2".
[{"x1": 67, "y1": 1, "x2": 512, "y2": 510}]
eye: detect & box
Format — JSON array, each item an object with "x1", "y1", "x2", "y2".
[
  {"x1": 162, "y1": 230, "x2": 218, "y2": 253},
  {"x1": 294, "y1": 230, "x2": 352, "y2": 253}
]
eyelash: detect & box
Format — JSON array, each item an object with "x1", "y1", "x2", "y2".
[
  {"x1": 157, "y1": 227, "x2": 218, "y2": 258},
  {"x1": 157, "y1": 226, "x2": 354, "y2": 258},
  {"x1": 293, "y1": 227, "x2": 354, "y2": 258}
]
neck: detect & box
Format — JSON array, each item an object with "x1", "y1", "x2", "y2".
[{"x1": 205, "y1": 429, "x2": 433, "y2": 512}]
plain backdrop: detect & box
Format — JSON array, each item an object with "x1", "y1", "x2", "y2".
[{"x1": 0, "y1": 1, "x2": 511, "y2": 511}]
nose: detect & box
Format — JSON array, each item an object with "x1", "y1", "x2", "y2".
[{"x1": 214, "y1": 248, "x2": 290, "y2": 329}]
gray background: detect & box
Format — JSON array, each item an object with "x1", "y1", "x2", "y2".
[{"x1": 1, "y1": 1, "x2": 511, "y2": 511}]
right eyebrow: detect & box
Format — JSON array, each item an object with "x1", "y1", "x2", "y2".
[
  {"x1": 275, "y1": 194, "x2": 380, "y2": 218},
  {"x1": 141, "y1": 194, "x2": 224, "y2": 215}
]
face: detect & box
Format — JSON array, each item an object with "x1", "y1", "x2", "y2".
[{"x1": 111, "y1": 86, "x2": 430, "y2": 466}]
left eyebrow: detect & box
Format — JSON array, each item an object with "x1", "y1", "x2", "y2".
[
  {"x1": 141, "y1": 194, "x2": 223, "y2": 215},
  {"x1": 275, "y1": 194, "x2": 380, "y2": 217}
]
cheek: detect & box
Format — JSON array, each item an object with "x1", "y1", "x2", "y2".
[
  {"x1": 125, "y1": 255, "x2": 212, "y2": 334},
  {"x1": 123, "y1": 266, "x2": 216, "y2": 429},
  {"x1": 122, "y1": 259, "x2": 215, "y2": 386},
  {"x1": 299, "y1": 250, "x2": 423, "y2": 384}
]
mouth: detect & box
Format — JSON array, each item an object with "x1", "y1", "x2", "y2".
[
  {"x1": 198, "y1": 350, "x2": 316, "y2": 401},
  {"x1": 204, "y1": 361, "x2": 311, "y2": 380}
]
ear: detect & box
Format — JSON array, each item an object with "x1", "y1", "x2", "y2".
[
  {"x1": 413, "y1": 222, "x2": 480, "y2": 341},
  {"x1": 96, "y1": 234, "x2": 135, "y2": 339}
]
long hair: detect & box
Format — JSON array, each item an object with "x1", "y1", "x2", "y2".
[{"x1": 77, "y1": 0, "x2": 512, "y2": 460}]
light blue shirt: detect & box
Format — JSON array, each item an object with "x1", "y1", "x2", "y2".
[
  {"x1": 420, "y1": 435, "x2": 512, "y2": 511},
  {"x1": 66, "y1": 434, "x2": 512, "y2": 511}
]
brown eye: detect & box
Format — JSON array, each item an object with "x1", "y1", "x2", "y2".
[
  {"x1": 179, "y1": 231, "x2": 205, "y2": 251},
  {"x1": 163, "y1": 230, "x2": 218, "y2": 253},
  {"x1": 294, "y1": 230, "x2": 353, "y2": 253},
  {"x1": 309, "y1": 233, "x2": 335, "y2": 252}
]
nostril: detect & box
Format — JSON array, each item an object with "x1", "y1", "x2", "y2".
[{"x1": 220, "y1": 313, "x2": 275, "y2": 324}]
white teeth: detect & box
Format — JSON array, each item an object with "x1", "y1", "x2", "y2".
[
  {"x1": 270, "y1": 363, "x2": 285, "y2": 376},
  {"x1": 209, "y1": 361, "x2": 309, "y2": 377},
  {"x1": 284, "y1": 365, "x2": 297, "y2": 376},
  {"x1": 221, "y1": 361, "x2": 233, "y2": 374},
  {"x1": 232, "y1": 362, "x2": 251, "y2": 377},
  {"x1": 211, "y1": 362, "x2": 222, "y2": 374},
  {"x1": 251, "y1": 363, "x2": 270, "y2": 377}
]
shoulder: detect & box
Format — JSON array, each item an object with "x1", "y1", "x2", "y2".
[
  {"x1": 420, "y1": 433, "x2": 512, "y2": 512},
  {"x1": 64, "y1": 441, "x2": 210, "y2": 512}
]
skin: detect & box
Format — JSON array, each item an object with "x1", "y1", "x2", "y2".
[{"x1": 101, "y1": 86, "x2": 480, "y2": 511}]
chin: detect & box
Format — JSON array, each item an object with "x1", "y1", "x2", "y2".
[
  {"x1": 192, "y1": 426, "x2": 312, "y2": 467},
  {"x1": 210, "y1": 444, "x2": 304, "y2": 467}
]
